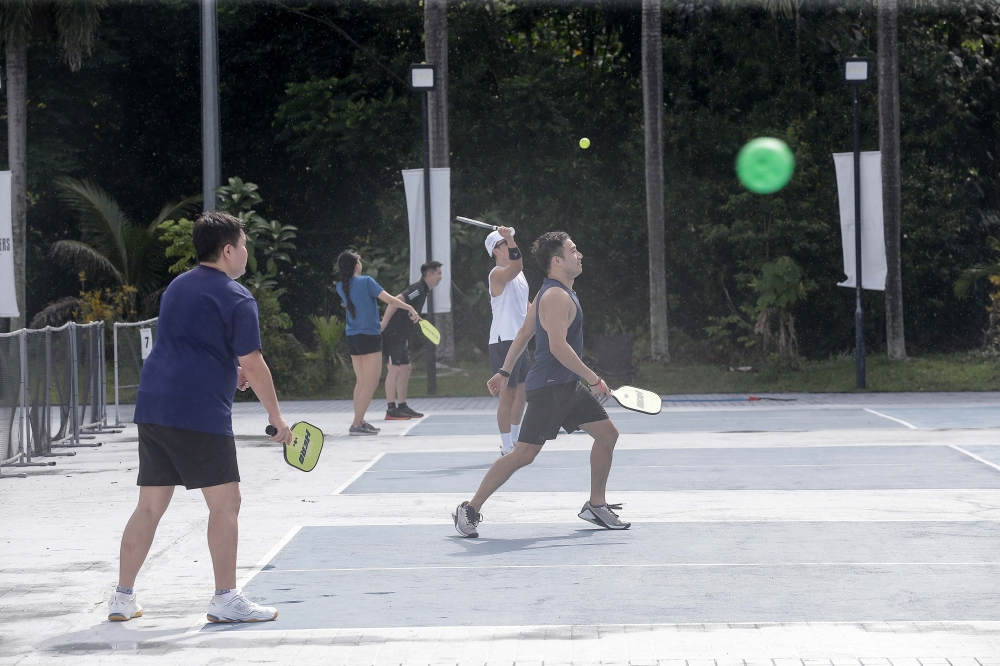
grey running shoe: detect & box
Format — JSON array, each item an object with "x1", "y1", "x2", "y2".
[
  {"x1": 452, "y1": 501, "x2": 481, "y2": 538},
  {"x1": 349, "y1": 424, "x2": 376, "y2": 436},
  {"x1": 362, "y1": 421, "x2": 380, "y2": 433},
  {"x1": 578, "y1": 501, "x2": 631, "y2": 530}
]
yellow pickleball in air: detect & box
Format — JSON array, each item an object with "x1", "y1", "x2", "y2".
[{"x1": 579, "y1": 137, "x2": 591, "y2": 149}]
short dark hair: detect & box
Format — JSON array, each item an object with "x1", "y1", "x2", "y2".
[
  {"x1": 531, "y1": 231, "x2": 570, "y2": 273},
  {"x1": 421, "y1": 260, "x2": 443, "y2": 276},
  {"x1": 193, "y1": 211, "x2": 245, "y2": 263}
]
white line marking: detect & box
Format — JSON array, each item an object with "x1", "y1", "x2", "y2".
[
  {"x1": 332, "y1": 452, "x2": 385, "y2": 495},
  {"x1": 398, "y1": 416, "x2": 426, "y2": 437},
  {"x1": 864, "y1": 408, "x2": 918, "y2": 429},
  {"x1": 950, "y1": 444, "x2": 1000, "y2": 473},
  {"x1": 257, "y1": 561, "x2": 1000, "y2": 573},
  {"x1": 238, "y1": 526, "x2": 302, "y2": 588}
]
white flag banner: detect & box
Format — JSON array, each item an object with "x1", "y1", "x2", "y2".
[
  {"x1": 402, "y1": 167, "x2": 451, "y2": 313},
  {"x1": 0, "y1": 171, "x2": 18, "y2": 317},
  {"x1": 833, "y1": 151, "x2": 887, "y2": 291}
]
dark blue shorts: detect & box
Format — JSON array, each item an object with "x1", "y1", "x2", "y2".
[{"x1": 489, "y1": 340, "x2": 530, "y2": 388}]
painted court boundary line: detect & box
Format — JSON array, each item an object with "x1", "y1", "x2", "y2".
[
  {"x1": 256, "y1": 561, "x2": 1000, "y2": 574},
  {"x1": 238, "y1": 526, "x2": 302, "y2": 588},
  {"x1": 862, "y1": 408, "x2": 918, "y2": 429},
  {"x1": 332, "y1": 452, "x2": 385, "y2": 495},
  {"x1": 950, "y1": 444, "x2": 1000, "y2": 474}
]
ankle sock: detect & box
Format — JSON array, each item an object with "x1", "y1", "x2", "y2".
[
  {"x1": 399, "y1": 402, "x2": 408, "y2": 409},
  {"x1": 387, "y1": 402, "x2": 396, "y2": 410},
  {"x1": 510, "y1": 423, "x2": 521, "y2": 443},
  {"x1": 215, "y1": 589, "x2": 237, "y2": 601},
  {"x1": 500, "y1": 432, "x2": 512, "y2": 449},
  {"x1": 116, "y1": 585, "x2": 134, "y2": 596}
]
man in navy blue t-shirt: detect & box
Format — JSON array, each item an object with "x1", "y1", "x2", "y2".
[{"x1": 109, "y1": 212, "x2": 292, "y2": 625}]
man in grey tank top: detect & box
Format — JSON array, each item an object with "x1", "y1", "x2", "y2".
[{"x1": 452, "y1": 232, "x2": 630, "y2": 537}]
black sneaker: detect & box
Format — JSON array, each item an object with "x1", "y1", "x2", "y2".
[
  {"x1": 399, "y1": 404, "x2": 424, "y2": 418},
  {"x1": 385, "y1": 407, "x2": 410, "y2": 420}
]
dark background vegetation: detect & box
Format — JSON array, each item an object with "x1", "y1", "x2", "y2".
[{"x1": 6, "y1": 0, "x2": 1000, "y2": 366}]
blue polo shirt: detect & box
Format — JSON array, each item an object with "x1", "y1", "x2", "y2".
[
  {"x1": 336, "y1": 275, "x2": 385, "y2": 336},
  {"x1": 134, "y1": 265, "x2": 262, "y2": 436}
]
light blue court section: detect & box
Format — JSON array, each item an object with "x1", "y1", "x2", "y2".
[
  {"x1": 405, "y1": 409, "x2": 899, "y2": 436},
  {"x1": 224, "y1": 523, "x2": 1000, "y2": 630},
  {"x1": 341, "y1": 446, "x2": 1000, "y2": 494},
  {"x1": 877, "y1": 407, "x2": 1000, "y2": 429}
]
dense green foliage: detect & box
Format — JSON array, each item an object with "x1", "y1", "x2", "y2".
[{"x1": 7, "y1": 0, "x2": 1000, "y2": 367}]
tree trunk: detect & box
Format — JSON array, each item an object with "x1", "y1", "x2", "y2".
[
  {"x1": 424, "y1": 0, "x2": 454, "y2": 362},
  {"x1": 879, "y1": 0, "x2": 906, "y2": 360},
  {"x1": 6, "y1": 43, "x2": 27, "y2": 330},
  {"x1": 642, "y1": 0, "x2": 669, "y2": 361}
]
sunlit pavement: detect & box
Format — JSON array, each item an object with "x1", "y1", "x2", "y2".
[{"x1": 5, "y1": 392, "x2": 1000, "y2": 665}]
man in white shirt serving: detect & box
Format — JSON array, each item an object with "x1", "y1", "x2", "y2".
[{"x1": 485, "y1": 226, "x2": 530, "y2": 456}]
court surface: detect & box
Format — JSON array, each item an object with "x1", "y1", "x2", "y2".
[{"x1": 11, "y1": 392, "x2": 1000, "y2": 665}]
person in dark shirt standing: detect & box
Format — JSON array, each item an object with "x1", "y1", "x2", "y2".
[
  {"x1": 380, "y1": 261, "x2": 443, "y2": 420},
  {"x1": 109, "y1": 212, "x2": 292, "y2": 624}
]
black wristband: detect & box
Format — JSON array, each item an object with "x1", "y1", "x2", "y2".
[
  {"x1": 507, "y1": 246, "x2": 522, "y2": 261},
  {"x1": 498, "y1": 369, "x2": 511, "y2": 378}
]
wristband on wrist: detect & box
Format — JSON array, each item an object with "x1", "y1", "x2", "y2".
[
  {"x1": 588, "y1": 377, "x2": 602, "y2": 387},
  {"x1": 507, "y1": 246, "x2": 522, "y2": 261},
  {"x1": 498, "y1": 369, "x2": 511, "y2": 378}
]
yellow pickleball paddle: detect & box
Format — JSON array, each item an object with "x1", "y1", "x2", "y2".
[
  {"x1": 419, "y1": 319, "x2": 440, "y2": 345},
  {"x1": 266, "y1": 422, "x2": 325, "y2": 472}
]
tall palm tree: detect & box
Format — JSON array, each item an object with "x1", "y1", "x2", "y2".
[
  {"x1": 0, "y1": 0, "x2": 105, "y2": 329},
  {"x1": 642, "y1": 0, "x2": 669, "y2": 361},
  {"x1": 50, "y1": 177, "x2": 199, "y2": 295},
  {"x1": 879, "y1": 0, "x2": 906, "y2": 360}
]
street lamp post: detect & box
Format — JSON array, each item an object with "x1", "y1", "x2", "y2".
[
  {"x1": 844, "y1": 57, "x2": 869, "y2": 390},
  {"x1": 410, "y1": 63, "x2": 437, "y2": 395}
]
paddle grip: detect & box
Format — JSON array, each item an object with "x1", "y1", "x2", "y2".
[{"x1": 265, "y1": 425, "x2": 278, "y2": 436}]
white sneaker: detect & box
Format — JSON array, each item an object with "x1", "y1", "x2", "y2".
[
  {"x1": 578, "y1": 501, "x2": 631, "y2": 530},
  {"x1": 108, "y1": 591, "x2": 143, "y2": 621},
  {"x1": 452, "y1": 501, "x2": 481, "y2": 538},
  {"x1": 206, "y1": 589, "x2": 278, "y2": 623},
  {"x1": 500, "y1": 440, "x2": 516, "y2": 456}
]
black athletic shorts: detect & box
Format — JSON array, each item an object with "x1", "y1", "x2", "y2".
[
  {"x1": 346, "y1": 333, "x2": 382, "y2": 356},
  {"x1": 136, "y1": 423, "x2": 240, "y2": 490},
  {"x1": 382, "y1": 335, "x2": 410, "y2": 366},
  {"x1": 518, "y1": 382, "x2": 609, "y2": 446},
  {"x1": 489, "y1": 340, "x2": 530, "y2": 388}
]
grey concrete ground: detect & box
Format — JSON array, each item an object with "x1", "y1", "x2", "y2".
[{"x1": 5, "y1": 393, "x2": 1000, "y2": 665}]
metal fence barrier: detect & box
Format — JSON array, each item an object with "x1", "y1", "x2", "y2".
[
  {"x1": 113, "y1": 318, "x2": 157, "y2": 426},
  {"x1": 0, "y1": 321, "x2": 120, "y2": 478}
]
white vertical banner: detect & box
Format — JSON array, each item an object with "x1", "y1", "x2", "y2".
[
  {"x1": 402, "y1": 167, "x2": 451, "y2": 313},
  {"x1": 0, "y1": 171, "x2": 18, "y2": 318},
  {"x1": 834, "y1": 151, "x2": 887, "y2": 291}
]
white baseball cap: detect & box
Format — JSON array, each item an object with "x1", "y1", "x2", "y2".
[{"x1": 485, "y1": 230, "x2": 506, "y2": 257}]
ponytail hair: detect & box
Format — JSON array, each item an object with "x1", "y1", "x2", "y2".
[{"x1": 337, "y1": 250, "x2": 360, "y2": 318}]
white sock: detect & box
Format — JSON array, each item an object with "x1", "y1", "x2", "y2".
[
  {"x1": 510, "y1": 423, "x2": 521, "y2": 443},
  {"x1": 215, "y1": 589, "x2": 237, "y2": 601},
  {"x1": 500, "y1": 432, "x2": 512, "y2": 449}
]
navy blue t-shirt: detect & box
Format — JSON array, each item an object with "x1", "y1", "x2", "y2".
[
  {"x1": 134, "y1": 265, "x2": 262, "y2": 436},
  {"x1": 336, "y1": 275, "x2": 385, "y2": 336}
]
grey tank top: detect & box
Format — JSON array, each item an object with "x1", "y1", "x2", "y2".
[{"x1": 524, "y1": 278, "x2": 584, "y2": 391}]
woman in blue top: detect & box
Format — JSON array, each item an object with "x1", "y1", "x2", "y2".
[{"x1": 336, "y1": 250, "x2": 420, "y2": 436}]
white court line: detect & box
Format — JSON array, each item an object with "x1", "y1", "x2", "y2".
[
  {"x1": 237, "y1": 526, "x2": 303, "y2": 588},
  {"x1": 950, "y1": 444, "x2": 1000, "y2": 473},
  {"x1": 257, "y1": 561, "x2": 1000, "y2": 573},
  {"x1": 331, "y1": 452, "x2": 385, "y2": 495},
  {"x1": 863, "y1": 408, "x2": 918, "y2": 429},
  {"x1": 398, "y1": 416, "x2": 426, "y2": 437}
]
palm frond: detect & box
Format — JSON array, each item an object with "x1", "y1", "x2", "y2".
[
  {"x1": 54, "y1": 176, "x2": 130, "y2": 276},
  {"x1": 50, "y1": 240, "x2": 125, "y2": 285},
  {"x1": 150, "y1": 194, "x2": 202, "y2": 231},
  {"x1": 0, "y1": 0, "x2": 38, "y2": 49},
  {"x1": 29, "y1": 296, "x2": 82, "y2": 329},
  {"x1": 53, "y1": 0, "x2": 105, "y2": 72}
]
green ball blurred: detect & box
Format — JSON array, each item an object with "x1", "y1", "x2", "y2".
[
  {"x1": 579, "y1": 137, "x2": 590, "y2": 149},
  {"x1": 736, "y1": 137, "x2": 795, "y2": 194}
]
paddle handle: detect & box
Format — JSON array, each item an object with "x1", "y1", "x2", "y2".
[
  {"x1": 265, "y1": 425, "x2": 277, "y2": 436},
  {"x1": 456, "y1": 216, "x2": 514, "y2": 235}
]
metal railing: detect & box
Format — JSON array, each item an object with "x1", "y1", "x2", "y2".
[
  {"x1": 113, "y1": 318, "x2": 158, "y2": 426},
  {"x1": 0, "y1": 321, "x2": 118, "y2": 478}
]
